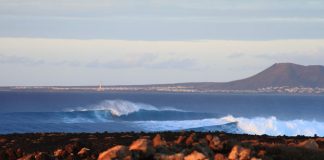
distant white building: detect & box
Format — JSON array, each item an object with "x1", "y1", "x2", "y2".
[{"x1": 97, "y1": 83, "x2": 105, "y2": 92}]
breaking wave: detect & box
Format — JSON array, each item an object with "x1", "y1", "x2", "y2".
[
  {"x1": 222, "y1": 115, "x2": 324, "y2": 136},
  {"x1": 67, "y1": 100, "x2": 160, "y2": 116},
  {"x1": 67, "y1": 100, "x2": 182, "y2": 116},
  {"x1": 1, "y1": 100, "x2": 324, "y2": 136}
]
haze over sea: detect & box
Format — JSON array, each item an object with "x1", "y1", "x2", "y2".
[{"x1": 1, "y1": 91, "x2": 324, "y2": 136}]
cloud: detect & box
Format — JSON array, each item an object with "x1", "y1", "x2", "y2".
[
  {"x1": 1, "y1": 38, "x2": 324, "y2": 85},
  {"x1": 227, "y1": 53, "x2": 246, "y2": 59},
  {"x1": 0, "y1": 53, "x2": 198, "y2": 70},
  {"x1": 1, "y1": 0, "x2": 324, "y2": 40},
  {"x1": 0, "y1": 54, "x2": 44, "y2": 65}
]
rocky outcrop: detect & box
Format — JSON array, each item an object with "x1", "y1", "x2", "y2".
[
  {"x1": 155, "y1": 153, "x2": 184, "y2": 160},
  {"x1": 228, "y1": 145, "x2": 251, "y2": 160},
  {"x1": 98, "y1": 145, "x2": 130, "y2": 160},
  {"x1": 184, "y1": 151, "x2": 208, "y2": 160},
  {"x1": 298, "y1": 139, "x2": 319, "y2": 150},
  {"x1": 214, "y1": 153, "x2": 227, "y2": 160},
  {"x1": 2, "y1": 132, "x2": 324, "y2": 160},
  {"x1": 78, "y1": 147, "x2": 90, "y2": 157},
  {"x1": 53, "y1": 149, "x2": 65, "y2": 158},
  {"x1": 153, "y1": 134, "x2": 167, "y2": 147},
  {"x1": 129, "y1": 138, "x2": 155, "y2": 158}
]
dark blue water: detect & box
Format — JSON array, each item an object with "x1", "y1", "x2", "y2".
[{"x1": 0, "y1": 91, "x2": 324, "y2": 135}]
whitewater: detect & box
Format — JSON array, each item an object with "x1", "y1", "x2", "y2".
[{"x1": 1, "y1": 98, "x2": 324, "y2": 136}]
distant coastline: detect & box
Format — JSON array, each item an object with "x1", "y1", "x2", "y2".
[
  {"x1": 2, "y1": 63, "x2": 324, "y2": 94},
  {"x1": 1, "y1": 85, "x2": 324, "y2": 95}
]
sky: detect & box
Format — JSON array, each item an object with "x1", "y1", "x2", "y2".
[{"x1": 0, "y1": 0, "x2": 324, "y2": 86}]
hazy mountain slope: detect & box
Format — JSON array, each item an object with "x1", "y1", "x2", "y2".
[{"x1": 175, "y1": 63, "x2": 324, "y2": 90}]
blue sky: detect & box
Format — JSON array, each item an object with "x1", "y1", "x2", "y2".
[{"x1": 0, "y1": 0, "x2": 324, "y2": 86}]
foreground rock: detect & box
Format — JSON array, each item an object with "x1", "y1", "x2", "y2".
[
  {"x1": 1, "y1": 132, "x2": 324, "y2": 160},
  {"x1": 129, "y1": 138, "x2": 155, "y2": 159},
  {"x1": 228, "y1": 145, "x2": 251, "y2": 160},
  {"x1": 98, "y1": 145, "x2": 130, "y2": 160},
  {"x1": 184, "y1": 151, "x2": 207, "y2": 160},
  {"x1": 298, "y1": 139, "x2": 319, "y2": 150}
]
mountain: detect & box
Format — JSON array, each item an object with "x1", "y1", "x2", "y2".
[{"x1": 176, "y1": 63, "x2": 324, "y2": 90}]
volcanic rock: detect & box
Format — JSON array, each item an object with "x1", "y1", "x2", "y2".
[
  {"x1": 34, "y1": 152, "x2": 53, "y2": 160},
  {"x1": 184, "y1": 151, "x2": 208, "y2": 160},
  {"x1": 78, "y1": 147, "x2": 90, "y2": 157},
  {"x1": 185, "y1": 133, "x2": 196, "y2": 146},
  {"x1": 298, "y1": 139, "x2": 319, "y2": 150},
  {"x1": 209, "y1": 136, "x2": 222, "y2": 151},
  {"x1": 155, "y1": 153, "x2": 185, "y2": 160},
  {"x1": 153, "y1": 134, "x2": 167, "y2": 147},
  {"x1": 98, "y1": 145, "x2": 130, "y2": 160},
  {"x1": 129, "y1": 138, "x2": 155, "y2": 158},
  {"x1": 53, "y1": 149, "x2": 65, "y2": 158},
  {"x1": 175, "y1": 135, "x2": 186, "y2": 145},
  {"x1": 17, "y1": 154, "x2": 35, "y2": 160},
  {"x1": 228, "y1": 145, "x2": 251, "y2": 160},
  {"x1": 214, "y1": 153, "x2": 227, "y2": 160}
]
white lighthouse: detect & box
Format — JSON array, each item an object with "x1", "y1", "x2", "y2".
[{"x1": 97, "y1": 83, "x2": 104, "y2": 92}]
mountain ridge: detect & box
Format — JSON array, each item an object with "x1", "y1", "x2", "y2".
[{"x1": 173, "y1": 63, "x2": 324, "y2": 90}]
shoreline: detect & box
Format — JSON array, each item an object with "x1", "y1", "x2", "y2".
[{"x1": 1, "y1": 131, "x2": 324, "y2": 160}]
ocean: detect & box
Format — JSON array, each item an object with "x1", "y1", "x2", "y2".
[{"x1": 0, "y1": 91, "x2": 324, "y2": 136}]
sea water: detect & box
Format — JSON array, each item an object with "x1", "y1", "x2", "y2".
[{"x1": 0, "y1": 91, "x2": 324, "y2": 136}]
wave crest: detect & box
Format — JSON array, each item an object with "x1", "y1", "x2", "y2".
[
  {"x1": 222, "y1": 115, "x2": 324, "y2": 136},
  {"x1": 68, "y1": 100, "x2": 163, "y2": 116}
]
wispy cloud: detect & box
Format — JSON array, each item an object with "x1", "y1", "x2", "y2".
[
  {"x1": 0, "y1": 54, "x2": 44, "y2": 65},
  {"x1": 1, "y1": 38, "x2": 324, "y2": 85},
  {"x1": 0, "y1": 53, "x2": 198, "y2": 70}
]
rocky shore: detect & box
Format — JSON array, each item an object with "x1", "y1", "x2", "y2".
[{"x1": 1, "y1": 131, "x2": 324, "y2": 160}]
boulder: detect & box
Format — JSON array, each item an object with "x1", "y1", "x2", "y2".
[
  {"x1": 77, "y1": 147, "x2": 90, "y2": 157},
  {"x1": 228, "y1": 145, "x2": 251, "y2": 160},
  {"x1": 193, "y1": 143, "x2": 214, "y2": 158},
  {"x1": 175, "y1": 136, "x2": 186, "y2": 145},
  {"x1": 209, "y1": 136, "x2": 222, "y2": 151},
  {"x1": 250, "y1": 158, "x2": 262, "y2": 160},
  {"x1": 17, "y1": 154, "x2": 35, "y2": 160},
  {"x1": 184, "y1": 151, "x2": 208, "y2": 160},
  {"x1": 205, "y1": 134, "x2": 213, "y2": 142},
  {"x1": 0, "y1": 137, "x2": 7, "y2": 144},
  {"x1": 214, "y1": 153, "x2": 227, "y2": 160},
  {"x1": 239, "y1": 148, "x2": 251, "y2": 160},
  {"x1": 228, "y1": 145, "x2": 240, "y2": 160},
  {"x1": 153, "y1": 134, "x2": 167, "y2": 147},
  {"x1": 53, "y1": 149, "x2": 65, "y2": 158},
  {"x1": 34, "y1": 152, "x2": 53, "y2": 160},
  {"x1": 298, "y1": 139, "x2": 319, "y2": 150},
  {"x1": 257, "y1": 150, "x2": 266, "y2": 157},
  {"x1": 185, "y1": 133, "x2": 196, "y2": 146},
  {"x1": 155, "y1": 153, "x2": 185, "y2": 160},
  {"x1": 98, "y1": 145, "x2": 130, "y2": 160},
  {"x1": 129, "y1": 138, "x2": 155, "y2": 158},
  {"x1": 64, "y1": 143, "x2": 80, "y2": 154}
]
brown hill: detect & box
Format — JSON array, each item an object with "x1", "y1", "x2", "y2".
[{"x1": 178, "y1": 63, "x2": 324, "y2": 90}]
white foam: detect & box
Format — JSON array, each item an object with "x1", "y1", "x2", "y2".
[
  {"x1": 222, "y1": 115, "x2": 324, "y2": 136},
  {"x1": 134, "y1": 118, "x2": 229, "y2": 131},
  {"x1": 67, "y1": 100, "x2": 172, "y2": 116},
  {"x1": 132, "y1": 115, "x2": 324, "y2": 136}
]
